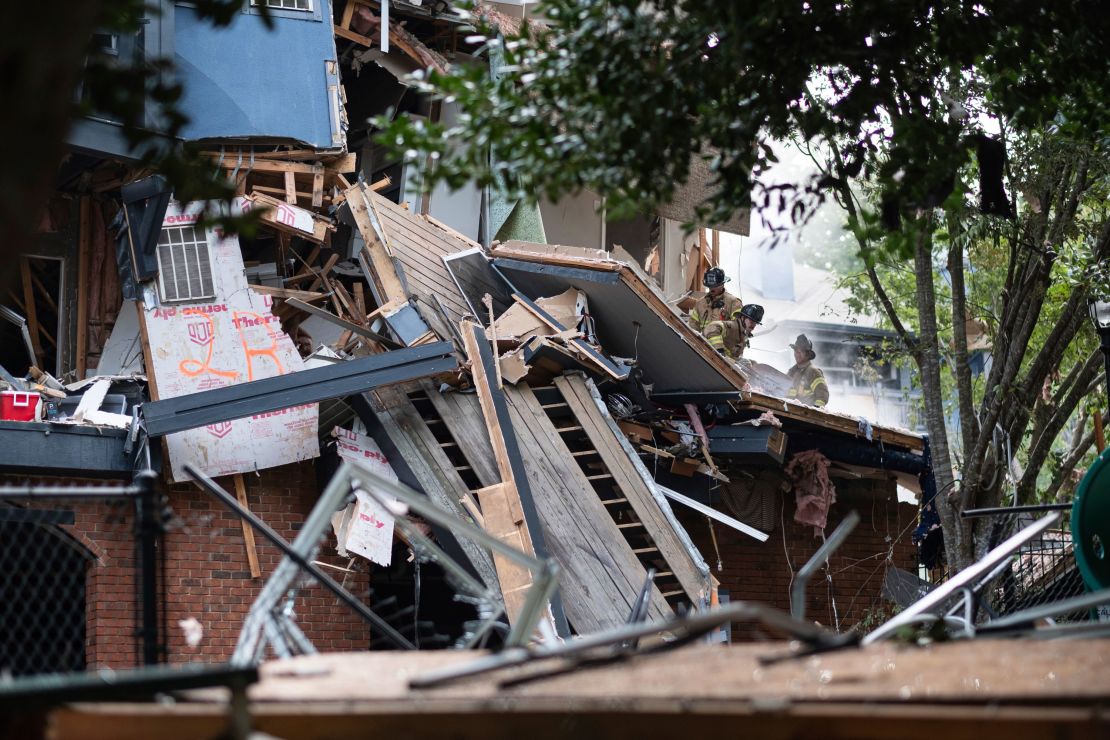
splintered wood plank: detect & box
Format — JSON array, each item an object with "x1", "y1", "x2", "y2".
[
  {"x1": 306, "y1": 253, "x2": 340, "y2": 293},
  {"x1": 555, "y1": 374, "x2": 709, "y2": 605},
  {"x1": 353, "y1": 282, "x2": 367, "y2": 323},
  {"x1": 344, "y1": 183, "x2": 406, "y2": 305},
  {"x1": 505, "y1": 383, "x2": 673, "y2": 631},
  {"x1": 248, "y1": 285, "x2": 328, "y2": 302},
  {"x1": 232, "y1": 474, "x2": 262, "y2": 578},
  {"x1": 460, "y1": 321, "x2": 515, "y2": 485},
  {"x1": 370, "y1": 386, "x2": 502, "y2": 599},
  {"x1": 475, "y1": 481, "x2": 536, "y2": 626}
]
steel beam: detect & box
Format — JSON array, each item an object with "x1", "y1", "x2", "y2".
[{"x1": 142, "y1": 343, "x2": 456, "y2": 436}]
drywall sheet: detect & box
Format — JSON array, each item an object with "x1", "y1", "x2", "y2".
[
  {"x1": 142, "y1": 199, "x2": 318, "y2": 482},
  {"x1": 492, "y1": 257, "x2": 743, "y2": 393}
]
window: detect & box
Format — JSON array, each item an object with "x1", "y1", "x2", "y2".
[
  {"x1": 252, "y1": 0, "x2": 312, "y2": 10},
  {"x1": 156, "y1": 225, "x2": 215, "y2": 303}
]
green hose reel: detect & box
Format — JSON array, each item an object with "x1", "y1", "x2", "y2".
[{"x1": 1072, "y1": 448, "x2": 1110, "y2": 590}]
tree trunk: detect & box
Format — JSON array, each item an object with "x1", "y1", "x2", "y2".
[{"x1": 911, "y1": 217, "x2": 970, "y2": 568}]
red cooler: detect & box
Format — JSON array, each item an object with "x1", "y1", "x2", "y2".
[{"x1": 1, "y1": 391, "x2": 41, "y2": 421}]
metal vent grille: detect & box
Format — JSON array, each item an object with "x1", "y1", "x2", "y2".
[
  {"x1": 156, "y1": 225, "x2": 215, "y2": 303},
  {"x1": 252, "y1": 0, "x2": 312, "y2": 11}
]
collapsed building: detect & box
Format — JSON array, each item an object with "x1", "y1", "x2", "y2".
[{"x1": 0, "y1": 0, "x2": 929, "y2": 675}]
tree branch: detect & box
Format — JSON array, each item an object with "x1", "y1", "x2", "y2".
[
  {"x1": 1013, "y1": 349, "x2": 1102, "y2": 504},
  {"x1": 948, "y1": 217, "x2": 979, "y2": 462}
]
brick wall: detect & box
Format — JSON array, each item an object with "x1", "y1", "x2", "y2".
[
  {"x1": 677, "y1": 473, "x2": 918, "y2": 639},
  {"x1": 1, "y1": 460, "x2": 372, "y2": 670},
  {"x1": 161, "y1": 460, "x2": 372, "y2": 664}
]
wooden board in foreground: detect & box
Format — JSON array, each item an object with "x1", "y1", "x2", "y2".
[{"x1": 49, "y1": 639, "x2": 1110, "y2": 740}]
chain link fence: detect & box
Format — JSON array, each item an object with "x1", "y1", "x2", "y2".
[
  {"x1": 0, "y1": 484, "x2": 159, "y2": 679},
  {"x1": 988, "y1": 515, "x2": 1090, "y2": 622}
]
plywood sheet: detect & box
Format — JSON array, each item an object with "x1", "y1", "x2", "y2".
[{"x1": 141, "y1": 199, "x2": 318, "y2": 482}]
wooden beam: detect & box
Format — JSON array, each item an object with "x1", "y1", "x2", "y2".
[
  {"x1": 76, "y1": 197, "x2": 91, "y2": 378},
  {"x1": 285, "y1": 298, "x2": 398, "y2": 349},
  {"x1": 248, "y1": 285, "x2": 329, "y2": 302},
  {"x1": 284, "y1": 171, "x2": 297, "y2": 204},
  {"x1": 311, "y1": 171, "x2": 325, "y2": 208},
  {"x1": 334, "y1": 24, "x2": 376, "y2": 48},
  {"x1": 134, "y1": 302, "x2": 161, "y2": 401},
  {"x1": 20, "y1": 258, "x2": 45, "y2": 368},
  {"x1": 206, "y1": 154, "x2": 328, "y2": 177},
  {"x1": 232, "y1": 474, "x2": 262, "y2": 578},
  {"x1": 344, "y1": 183, "x2": 406, "y2": 304}
]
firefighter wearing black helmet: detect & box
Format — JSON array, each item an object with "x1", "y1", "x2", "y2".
[
  {"x1": 688, "y1": 267, "x2": 743, "y2": 336},
  {"x1": 706, "y1": 303, "x2": 764, "y2": 359},
  {"x1": 786, "y1": 334, "x2": 829, "y2": 407}
]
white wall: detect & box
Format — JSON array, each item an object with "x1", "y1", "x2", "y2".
[{"x1": 539, "y1": 190, "x2": 604, "y2": 249}]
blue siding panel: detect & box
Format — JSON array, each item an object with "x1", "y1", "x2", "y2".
[{"x1": 175, "y1": 2, "x2": 341, "y2": 148}]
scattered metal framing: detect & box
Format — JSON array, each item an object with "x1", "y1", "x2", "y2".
[
  {"x1": 977, "y1": 588, "x2": 1110, "y2": 636},
  {"x1": 409, "y1": 600, "x2": 849, "y2": 690},
  {"x1": 863, "y1": 512, "x2": 1062, "y2": 645},
  {"x1": 142, "y1": 342, "x2": 456, "y2": 436},
  {"x1": 791, "y1": 511, "x2": 860, "y2": 621},
  {"x1": 184, "y1": 463, "x2": 417, "y2": 662},
  {"x1": 656, "y1": 484, "x2": 769, "y2": 543},
  {"x1": 960, "y1": 502, "x2": 1073, "y2": 518},
  {"x1": 344, "y1": 460, "x2": 563, "y2": 648}
]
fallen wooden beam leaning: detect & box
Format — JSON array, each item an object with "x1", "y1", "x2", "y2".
[{"x1": 460, "y1": 320, "x2": 569, "y2": 637}]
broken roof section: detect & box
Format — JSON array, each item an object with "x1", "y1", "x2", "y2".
[{"x1": 490, "y1": 241, "x2": 747, "y2": 394}]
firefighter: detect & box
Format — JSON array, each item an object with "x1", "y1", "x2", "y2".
[
  {"x1": 688, "y1": 267, "x2": 743, "y2": 335},
  {"x1": 786, "y1": 334, "x2": 829, "y2": 407},
  {"x1": 705, "y1": 303, "x2": 764, "y2": 359}
]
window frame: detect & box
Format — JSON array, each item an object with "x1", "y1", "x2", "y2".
[
  {"x1": 244, "y1": 0, "x2": 323, "y2": 22},
  {"x1": 155, "y1": 224, "x2": 217, "y2": 304}
]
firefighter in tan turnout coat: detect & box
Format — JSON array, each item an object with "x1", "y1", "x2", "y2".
[
  {"x1": 688, "y1": 267, "x2": 743, "y2": 336},
  {"x1": 786, "y1": 334, "x2": 830, "y2": 407},
  {"x1": 704, "y1": 303, "x2": 763, "y2": 360}
]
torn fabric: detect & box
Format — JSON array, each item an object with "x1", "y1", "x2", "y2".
[{"x1": 785, "y1": 449, "x2": 836, "y2": 535}]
